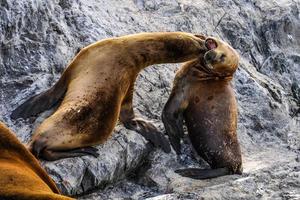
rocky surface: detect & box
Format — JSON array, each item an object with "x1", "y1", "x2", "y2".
[{"x1": 0, "y1": 0, "x2": 299, "y2": 199}]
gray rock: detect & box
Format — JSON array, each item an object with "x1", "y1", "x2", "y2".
[
  {"x1": 42, "y1": 125, "x2": 151, "y2": 196},
  {"x1": 0, "y1": 0, "x2": 299, "y2": 199}
]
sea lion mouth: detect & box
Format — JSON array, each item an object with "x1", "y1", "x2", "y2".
[
  {"x1": 205, "y1": 38, "x2": 218, "y2": 50},
  {"x1": 202, "y1": 38, "x2": 218, "y2": 71},
  {"x1": 203, "y1": 51, "x2": 217, "y2": 72},
  {"x1": 204, "y1": 61, "x2": 214, "y2": 71},
  {"x1": 199, "y1": 58, "x2": 213, "y2": 74}
]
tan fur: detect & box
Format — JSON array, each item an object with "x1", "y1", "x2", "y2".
[
  {"x1": 0, "y1": 122, "x2": 73, "y2": 200},
  {"x1": 12, "y1": 32, "x2": 207, "y2": 160}
]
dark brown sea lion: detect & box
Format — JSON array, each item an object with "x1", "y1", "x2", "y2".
[
  {"x1": 11, "y1": 32, "x2": 207, "y2": 160},
  {"x1": 162, "y1": 37, "x2": 243, "y2": 179},
  {"x1": 0, "y1": 121, "x2": 74, "y2": 200}
]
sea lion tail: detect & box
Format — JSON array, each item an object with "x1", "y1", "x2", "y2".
[
  {"x1": 175, "y1": 167, "x2": 230, "y2": 179},
  {"x1": 11, "y1": 75, "x2": 67, "y2": 119}
]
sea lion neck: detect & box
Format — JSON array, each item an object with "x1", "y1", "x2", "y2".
[
  {"x1": 118, "y1": 32, "x2": 206, "y2": 69},
  {"x1": 191, "y1": 61, "x2": 233, "y2": 82}
]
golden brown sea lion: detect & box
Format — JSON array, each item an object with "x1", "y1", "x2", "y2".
[
  {"x1": 11, "y1": 32, "x2": 207, "y2": 160},
  {"x1": 162, "y1": 37, "x2": 243, "y2": 179},
  {"x1": 0, "y1": 122, "x2": 74, "y2": 200}
]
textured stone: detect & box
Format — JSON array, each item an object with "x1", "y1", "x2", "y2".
[{"x1": 0, "y1": 0, "x2": 299, "y2": 199}]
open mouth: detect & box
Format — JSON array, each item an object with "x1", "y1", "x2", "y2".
[
  {"x1": 202, "y1": 38, "x2": 218, "y2": 72},
  {"x1": 199, "y1": 58, "x2": 213, "y2": 74},
  {"x1": 205, "y1": 38, "x2": 218, "y2": 50}
]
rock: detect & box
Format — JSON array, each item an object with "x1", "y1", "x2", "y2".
[
  {"x1": 0, "y1": 0, "x2": 299, "y2": 199},
  {"x1": 42, "y1": 125, "x2": 151, "y2": 196}
]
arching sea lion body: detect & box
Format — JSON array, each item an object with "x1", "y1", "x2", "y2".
[
  {"x1": 11, "y1": 32, "x2": 207, "y2": 160},
  {"x1": 162, "y1": 37, "x2": 243, "y2": 179},
  {"x1": 0, "y1": 122, "x2": 73, "y2": 200}
]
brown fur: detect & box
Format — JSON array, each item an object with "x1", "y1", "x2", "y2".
[
  {"x1": 0, "y1": 122, "x2": 73, "y2": 200},
  {"x1": 162, "y1": 37, "x2": 243, "y2": 179},
  {"x1": 11, "y1": 32, "x2": 207, "y2": 160}
]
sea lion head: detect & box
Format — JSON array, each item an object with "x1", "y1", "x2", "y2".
[
  {"x1": 28, "y1": 116, "x2": 76, "y2": 159},
  {"x1": 203, "y1": 37, "x2": 239, "y2": 75}
]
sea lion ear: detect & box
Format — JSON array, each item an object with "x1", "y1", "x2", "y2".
[{"x1": 194, "y1": 34, "x2": 207, "y2": 40}]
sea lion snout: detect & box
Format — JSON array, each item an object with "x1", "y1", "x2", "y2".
[
  {"x1": 30, "y1": 137, "x2": 48, "y2": 158},
  {"x1": 202, "y1": 38, "x2": 219, "y2": 70},
  {"x1": 203, "y1": 51, "x2": 217, "y2": 70},
  {"x1": 204, "y1": 51, "x2": 217, "y2": 62}
]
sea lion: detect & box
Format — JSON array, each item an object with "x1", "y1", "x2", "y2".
[
  {"x1": 11, "y1": 32, "x2": 207, "y2": 161},
  {"x1": 162, "y1": 37, "x2": 243, "y2": 179},
  {"x1": 0, "y1": 121, "x2": 73, "y2": 200}
]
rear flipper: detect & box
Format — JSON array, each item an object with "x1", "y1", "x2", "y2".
[
  {"x1": 40, "y1": 147, "x2": 99, "y2": 161},
  {"x1": 11, "y1": 75, "x2": 67, "y2": 119},
  {"x1": 175, "y1": 167, "x2": 231, "y2": 179},
  {"x1": 124, "y1": 118, "x2": 171, "y2": 153}
]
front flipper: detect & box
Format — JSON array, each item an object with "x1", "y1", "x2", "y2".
[
  {"x1": 175, "y1": 168, "x2": 230, "y2": 179},
  {"x1": 40, "y1": 147, "x2": 99, "y2": 161},
  {"x1": 11, "y1": 74, "x2": 67, "y2": 119},
  {"x1": 162, "y1": 110, "x2": 184, "y2": 154},
  {"x1": 162, "y1": 79, "x2": 189, "y2": 154},
  {"x1": 123, "y1": 118, "x2": 171, "y2": 153}
]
